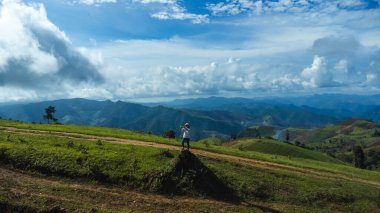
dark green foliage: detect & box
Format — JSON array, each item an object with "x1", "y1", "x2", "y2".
[
  {"x1": 230, "y1": 133, "x2": 237, "y2": 140},
  {"x1": 159, "y1": 149, "x2": 174, "y2": 158},
  {"x1": 0, "y1": 201, "x2": 38, "y2": 213},
  {"x1": 96, "y1": 139, "x2": 103, "y2": 146},
  {"x1": 162, "y1": 130, "x2": 176, "y2": 139},
  {"x1": 77, "y1": 143, "x2": 88, "y2": 154},
  {"x1": 372, "y1": 130, "x2": 380, "y2": 137},
  {"x1": 366, "y1": 150, "x2": 380, "y2": 170},
  {"x1": 66, "y1": 140, "x2": 74, "y2": 148},
  {"x1": 286, "y1": 130, "x2": 290, "y2": 143},
  {"x1": 353, "y1": 146, "x2": 366, "y2": 169},
  {"x1": 43, "y1": 106, "x2": 57, "y2": 124}
]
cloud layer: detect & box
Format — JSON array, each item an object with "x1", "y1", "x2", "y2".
[
  {"x1": 0, "y1": 0, "x2": 379, "y2": 102},
  {"x1": 0, "y1": 0, "x2": 103, "y2": 100}
]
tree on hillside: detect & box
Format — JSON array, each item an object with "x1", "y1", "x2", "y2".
[
  {"x1": 285, "y1": 130, "x2": 290, "y2": 143},
  {"x1": 43, "y1": 106, "x2": 58, "y2": 124},
  {"x1": 353, "y1": 146, "x2": 366, "y2": 169},
  {"x1": 373, "y1": 130, "x2": 380, "y2": 137},
  {"x1": 163, "y1": 130, "x2": 176, "y2": 139}
]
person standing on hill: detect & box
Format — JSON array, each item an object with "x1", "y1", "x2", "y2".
[{"x1": 181, "y1": 123, "x2": 191, "y2": 151}]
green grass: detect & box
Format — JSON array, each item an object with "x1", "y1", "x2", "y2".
[
  {"x1": 198, "y1": 137, "x2": 226, "y2": 146},
  {"x1": 1, "y1": 119, "x2": 380, "y2": 184},
  {"x1": 0, "y1": 129, "x2": 379, "y2": 212},
  {"x1": 0, "y1": 119, "x2": 178, "y2": 145},
  {"x1": 0, "y1": 132, "x2": 177, "y2": 187},
  {"x1": 204, "y1": 157, "x2": 380, "y2": 212},
  {"x1": 229, "y1": 138, "x2": 342, "y2": 164}
]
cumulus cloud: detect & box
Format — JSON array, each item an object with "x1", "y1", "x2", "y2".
[
  {"x1": 133, "y1": 0, "x2": 209, "y2": 24},
  {"x1": 301, "y1": 55, "x2": 335, "y2": 88},
  {"x1": 107, "y1": 57, "x2": 261, "y2": 98},
  {"x1": 94, "y1": 33, "x2": 380, "y2": 100},
  {"x1": 0, "y1": 0, "x2": 103, "y2": 91}
]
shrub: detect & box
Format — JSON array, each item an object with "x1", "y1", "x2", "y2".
[
  {"x1": 66, "y1": 140, "x2": 75, "y2": 148},
  {"x1": 96, "y1": 139, "x2": 103, "y2": 146}
]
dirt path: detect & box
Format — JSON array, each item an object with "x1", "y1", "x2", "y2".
[
  {"x1": 2, "y1": 126, "x2": 380, "y2": 189},
  {"x1": 1, "y1": 165, "x2": 273, "y2": 212}
]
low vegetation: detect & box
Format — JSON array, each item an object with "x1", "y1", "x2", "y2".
[
  {"x1": 224, "y1": 138, "x2": 342, "y2": 164},
  {"x1": 1, "y1": 119, "x2": 380, "y2": 211},
  {"x1": 1, "y1": 119, "x2": 380, "y2": 182},
  {"x1": 287, "y1": 119, "x2": 380, "y2": 170}
]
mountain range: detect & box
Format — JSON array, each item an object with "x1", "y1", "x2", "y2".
[{"x1": 0, "y1": 94, "x2": 379, "y2": 140}]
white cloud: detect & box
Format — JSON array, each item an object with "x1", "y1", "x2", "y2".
[
  {"x1": 0, "y1": 0, "x2": 103, "y2": 99},
  {"x1": 207, "y1": 0, "x2": 374, "y2": 16},
  {"x1": 77, "y1": 0, "x2": 117, "y2": 5},
  {"x1": 151, "y1": 4, "x2": 209, "y2": 24},
  {"x1": 133, "y1": 0, "x2": 209, "y2": 24},
  {"x1": 1, "y1": 0, "x2": 380, "y2": 102},
  {"x1": 301, "y1": 55, "x2": 335, "y2": 88},
  {"x1": 108, "y1": 57, "x2": 261, "y2": 98},
  {"x1": 270, "y1": 74, "x2": 303, "y2": 90},
  {"x1": 136, "y1": 0, "x2": 177, "y2": 3}
]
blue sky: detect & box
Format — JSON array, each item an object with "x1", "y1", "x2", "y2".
[{"x1": 0, "y1": 0, "x2": 380, "y2": 102}]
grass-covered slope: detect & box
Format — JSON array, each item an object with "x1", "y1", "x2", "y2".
[
  {"x1": 287, "y1": 119, "x2": 380, "y2": 170},
  {"x1": 0, "y1": 132, "x2": 175, "y2": 187},
  {"x1": 0, "y1": 120, "x2": 380, "y2": 212},
  {"x1": 1, "y1": 119, "x2": 380, "y2": 182},
  {"x1": 223, "y1": 138, "x2": 342, "y2": 164}
]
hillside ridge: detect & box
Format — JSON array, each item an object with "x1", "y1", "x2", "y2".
[{"x1": 1, "y1": 125, "x2": 379, "y2": 188}]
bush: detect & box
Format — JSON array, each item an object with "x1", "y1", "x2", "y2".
[
  {"x1": 163, "y1": 130, "x2": 176, "y2": 139},
  {"x1": 77, "y1": 144, "x2": 88, "y2": 154},
  {"x1": 96, "y1": 139, "x2": 103, "y2": 146},
  {"x1": 66, "y1": 140, "x2": 74, "y2": 148},
  {"x1": 159, "y1": 149, "x2": 174, "y2": 158}
]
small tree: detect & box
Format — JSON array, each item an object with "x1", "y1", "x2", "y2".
[
  {"x1": 230, "y1": 133, "x2": 237, "y2": 140},
  {"x1": 372, "y1": 129, "x2": 380, "y2": 137},
  {"x1": 43, "y1": 106, "x2": 57, "y2": 124},
  {"x1": 353, "y1": 146, "x2": 366, "y2": 169},
  {"x1": 163, "y1": 130, "x2": 176, "y2": 139},
  {"x1": 285, "y1": 130, "x2": 290, "y2": 143}
]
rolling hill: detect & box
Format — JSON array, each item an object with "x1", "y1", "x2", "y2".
[
  {"x1": 222, "y1": 138, "x2": 342, "y2": 164},
  {"x1": 286, "y1": 119, "x2": 380, "y2": 170},
  {"x1": 0, "y1": 119, "x2": 379, "y2": 212}
]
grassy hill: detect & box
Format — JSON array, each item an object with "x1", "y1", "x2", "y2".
[
  {"x1": 223, "y1": 138, "x2": 342, "y2": 164},
  {"x1": 0, "y1": 119, "x2": 380, "y2": 212},
  {"x1": 287, "y1": 119, "x2": 380, "y2": 170}
]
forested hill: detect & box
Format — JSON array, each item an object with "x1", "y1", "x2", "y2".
[{"x1": 2, "y1": 96, "x2": 378, "y2": 140}]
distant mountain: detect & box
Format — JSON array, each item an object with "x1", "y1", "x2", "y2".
[
  {"x1": 145, "y1": 96, "x2": 256, "y2": 109},
  {"x1": 0, "y1": 99, "x2": 243, "y2": 140},
  {"x1": 362, "y1": 106, "x2": 380, "y2": 123},
  {"x1": 147, "y1": 94, "x2": 380, "y2": 122},
  {"x1": 2, "y1": 95, "x2": 377, "y2": 140}
]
